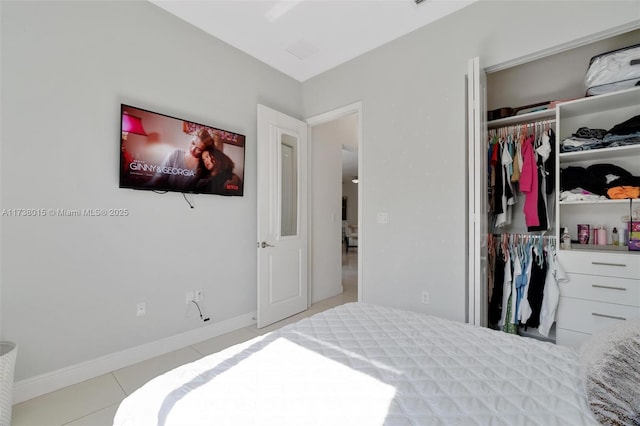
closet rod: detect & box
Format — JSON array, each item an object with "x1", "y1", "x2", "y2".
[
  {"x1": 489, "y1": 118, "x2": 555, "y2": 132},
  {"x1": 525, "y1": 119, "x2": 555, "y2": 125},
  {"x1": 491, "y1": 233, "x2": 556, "y2": 239}
]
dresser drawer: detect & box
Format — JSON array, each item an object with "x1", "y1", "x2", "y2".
[
  {"x1": 558, "y1": 250, "x2": 640, "y2": 279},
  {"x1": 556, "y1": 297, "x2": 640, "y2": 335},
  {"x1": 559, "y1": 273, "x2": 640, "y2": 307},
  {"x1": 556, "y1": 328, "x2": 590, "y2": 349}
]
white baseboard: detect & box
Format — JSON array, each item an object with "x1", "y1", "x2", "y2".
[{"x1": 12, "y1": 311, "x2": 257, "y2": 404}]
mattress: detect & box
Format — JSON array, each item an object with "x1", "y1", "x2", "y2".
[{"x1": 113, "y1": 302, "x2": 597, "y2": 425}]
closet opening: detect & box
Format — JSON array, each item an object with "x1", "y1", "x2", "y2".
[{"x1": 480, "y1": 28, "x2": 640, "y2": 343}]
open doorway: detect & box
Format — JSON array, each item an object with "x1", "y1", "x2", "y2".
[
  {"x1": 307, "y1": 102, "x2": 362, "y2": 306},
  {"x1": 341, "y1": 141, "x2": 358, "y2": 301}
]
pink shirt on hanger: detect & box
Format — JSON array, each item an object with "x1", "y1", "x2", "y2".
[{"x1": 520, "y1": 136, "x2": 539, "y2": 227}]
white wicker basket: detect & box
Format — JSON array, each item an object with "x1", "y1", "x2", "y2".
[{"x1": 0, "y1": 342, "x2": 17, "y2": 426}]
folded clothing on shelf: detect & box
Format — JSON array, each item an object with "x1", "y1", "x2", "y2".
[
  {"x1": 561, "y1": 164, "x2": 640, "y2": 198},
  {"x1": 561, "y1": 114, "x2": 640, "y2": 152},
  {"x1": 607, "y1": 186, "x2": 640, "y2": 199}
]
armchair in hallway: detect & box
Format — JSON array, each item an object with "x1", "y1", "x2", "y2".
[{"x1": 344, "y1": 224, "x2": 358, "y2": 252}]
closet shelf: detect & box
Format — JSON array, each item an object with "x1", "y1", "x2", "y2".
[
  {"x1": 559, "y1": 198, "x2": 637, "y2": 206},
  {"x1": 487, "y1": 108, "x2": 555, "y2": 129},
  {"x1": 555, "y1": 86, "x2": 640, "y2": 119},
  {"x1": 559, "y1": 144, "x2": 640, "y2": 163},
  {"x1": 562, "y1": 244, "x2": 631, "y2": 252}
]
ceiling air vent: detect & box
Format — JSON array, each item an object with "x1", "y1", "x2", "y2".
[{"x1": 286, "y1": 39, "x2": 320, "y2": 61}]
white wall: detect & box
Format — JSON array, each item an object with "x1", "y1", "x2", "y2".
[
  {"x1": 301, "y1": 0, "x2": 640, "y2": 322},
  {"x1": 0, "y1": 0, "x2": 301, "y2": 394}
]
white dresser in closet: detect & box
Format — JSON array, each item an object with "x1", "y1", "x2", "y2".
[
  {"x1": 554, "y1": 87, "x2": 640, "y2": 349},
  {"x1": 555, "y1": 251, "x2": 640, "y2": 348}
]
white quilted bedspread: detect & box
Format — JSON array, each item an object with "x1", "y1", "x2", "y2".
[{"x1": 113, "y1": 302, "x2": 597, "y2": 426}]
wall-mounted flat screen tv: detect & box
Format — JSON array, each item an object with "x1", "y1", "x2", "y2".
[{"x1": 120, "y1": 104, "x2": 245, "y2": 196}]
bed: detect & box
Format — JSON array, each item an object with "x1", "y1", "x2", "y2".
[{"x1": 113, "y1": 302, "x2": 640, "y2": 426}]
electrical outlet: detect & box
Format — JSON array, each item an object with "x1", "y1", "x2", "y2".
[
  {"x1": 377, "y1": 212, "x2": 389, "y2": 224},
  {"x1": 194, "y1": 289, "x2": 204, "y2": 302},
  {"x1": 186, "y1": 291, "x2": 194, "y2": 304},
  {"x1": 136, "y1": 302, "x2": 146, "y2": 316},
  {"x1": 421, "y1": 291, "x2": 430, "y2": 304}
]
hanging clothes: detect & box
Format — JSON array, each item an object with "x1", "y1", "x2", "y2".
[
  {"x1": 524, "y1": 245, "x2": 548, "y2": 329},
  {"x1": 499, "y1": 241, "x2": 513, "y2": 329},
  {"x1": 487, "y1": 121, "x2": 556, "y2": 232},
  {"x1": 485, "y1": 121, "x2": 558, "y2": 334},
  {"x1": 544, "y1": 128, "x2": 557, "y2": 196},
  {"x1": 486, "y1": 233, "x2": 560, "y2": 337},
  {"x1": 488, "y1": 241, "x2": 506, "y2": 327},
  {"x1": 517, "y1": 255, "x2": 531, "y2": 324},
  {"x1": 538, "y1": 251, "x2": 567, "y2": 338},
  {"x1": 487, "y1": 134, "x2": 503, "y2": 224},
  {"x1": 491, "y1": 141, "x2": 504, "y2": 219},
  {"x1": 495, "y1": 144, "x2": 516, "y2": 228},
  {"x1": 528, "y1": 127, "x2": 555, "y2": 232},
  {"x1": 503, "y1": 139, "x2": 516, "y2": 224},
  {"x1": 514, "y1": 240, "x2": 530, "y2": 325},
  {"x1": 513, "y1": 134, "x2": 523, "y2": 182},
  {"x1": 520, "y1": 135, "x2": 540, "y2": 228}
]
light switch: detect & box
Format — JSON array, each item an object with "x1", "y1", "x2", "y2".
[{"x1": 377, "y1": 212, "x2": 388, "y2": 224}]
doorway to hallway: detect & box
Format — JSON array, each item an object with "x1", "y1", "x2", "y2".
[
  {"x1": 307, "y1": 102, "x2": 362, "y2": 305},
  {"x1": 342, "y1": 244, "x2": 358, "y2": 300}
]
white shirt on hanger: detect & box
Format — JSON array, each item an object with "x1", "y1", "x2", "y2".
[{"x1": 538, "y1": 251, "x2": 566, "y2": 337}]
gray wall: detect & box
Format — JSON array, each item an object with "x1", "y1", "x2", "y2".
[
  {"x1": 1, "y1": 0, "x2": 301, "y2": 383},
  {"x1": 301, "y1": 0, "x2": 639, "y2": 322}
]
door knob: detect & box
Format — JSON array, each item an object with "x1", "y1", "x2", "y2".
[{"x1": 261, "y1": 241, "x2": 275, "y2": 248}]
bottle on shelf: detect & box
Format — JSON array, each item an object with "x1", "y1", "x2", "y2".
[
  {"x1": 596, "y1": 225, "x2": 607, "y2": 246},
  {"x1": 612, "y1": 227, "x2": 618, "y2": 246},
  {"x1": 561, "y1": 227, "x2": 571, "y2": 250},
  {"x1": 620, "y1": 225, "x2": 628, "y2": 246}
]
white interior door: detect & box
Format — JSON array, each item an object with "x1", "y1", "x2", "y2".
[
  {"x1": 257, "y1": 104, "x2": 308, "y2": 328},
  {"x1": 467, "y1": 57, "x2": 488, "y2": 327}
]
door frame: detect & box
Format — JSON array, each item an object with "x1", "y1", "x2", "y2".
[{"x1": 306, "y1": 101, "x2": 363, "y2": 303}]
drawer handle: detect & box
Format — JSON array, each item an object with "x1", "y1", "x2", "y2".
[
  {"x1": 592, "y1": 312, "x2": 627, "y2": 321},
  {"x1": 591, "y1": 262, "x2": 627, "y2": 268},
  {"x1": 592, "y1": 284, "x2": 627, "y2": 291}
]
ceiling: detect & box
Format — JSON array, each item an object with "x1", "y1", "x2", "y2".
[
  {"x1": 149, "y1": 0, "x2": 478, "y2": 83},
  {"x1": 149, "y1": 0, "x2": 478, "y2": 182}
]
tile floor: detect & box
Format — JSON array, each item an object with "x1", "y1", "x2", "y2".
[{"x1": 11, "y1": 249, "x2": 358, "y2": 426}]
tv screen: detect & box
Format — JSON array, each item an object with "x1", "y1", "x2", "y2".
[{"x1": 120, "y1": 104, "x2": 245, "y2": 196}]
